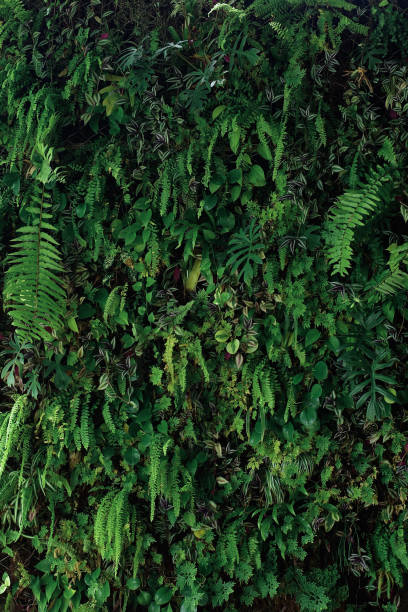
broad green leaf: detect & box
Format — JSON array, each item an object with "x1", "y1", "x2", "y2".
[
  {"x1": 123, "y1": 447, "x2": 140, "y2": 465},
  {"x1": 231, "y1": 184, "x2": 241, "y2": 201},
  {"x1": 257, "y1": 142, "x2": 273, "y2": 160},
  {"x1": 226, "y1": 339, "x2": 239, "y2": 354},
  {"x1": 248, "y1": 164, "x2": 266, "y2": 187},
  {"x1": 126, "y1": 578, "x2": 141, "y2": 590},
  {"x1": 311, "y1": 383, "x2": 322, "y2": 399},
  {"x1": 119, "y1": 223, "x2": 138, "y2": 246},
  {"x1": 185, "y1": 258, "x2": 201, "y2": 292},
  {"x1": 229, "y1": 128, "x2": 240, "y2": 154},
  {"x1": 137, "y1": 591, "x2": 151, "y2": 605},
  {"x1": 203, "y1": 194, "x2": 217, "y2": 211},
  {"x1": 299, "y1": 404, "x2": 317, "y2": 429},
  {"x1": 215, "y1": 329, "x2": 230, "y2": 343},
  {"x1": 155, "y1": 586, "x2": 173, "y2": 605},
  {"x1": 67, "y1": 316, "x2": 79, "y2": 333},
  {"x1": 209, "y1": 173, "x2": 225, "y2": 193},
  {"x1": 314, "y1": 361, "x2": 328, "y2": 381},
  {"x1": 228, "y1": 168, "x2": 243, "y2": 185},
  {"x1": 305, "y1": 329, "x2": 321, "y2": 347}
]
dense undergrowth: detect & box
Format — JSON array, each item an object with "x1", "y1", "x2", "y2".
[{"x1": 0, "y1": 0, "x2": 408, "y2": 610}]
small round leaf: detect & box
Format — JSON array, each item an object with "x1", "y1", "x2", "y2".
[
  {"x1": 313, "y1": 361, "x2": 328, "y2": 381},
  {"x1": 126, "y1": 577, "x2": 140, "y2": 590},
  {"x1": 154, "y1": 586, "x2": 173, "y2": 605},
  {"x1": 226, "y1": 339, "x2": 239, "y2": 355}
]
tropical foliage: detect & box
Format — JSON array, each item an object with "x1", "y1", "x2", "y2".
[{"x1": 0, "y1": 0, "x2": 408, "y2": 610}]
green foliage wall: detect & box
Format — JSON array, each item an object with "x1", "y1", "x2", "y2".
[{"x1": 0, "y1": 0, "x2": 408, "y2": 610}]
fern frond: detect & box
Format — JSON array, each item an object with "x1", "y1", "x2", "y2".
[
  {"x1": 113, "y1": 489, "x2": 128, "y2": 575},
  {"x1": 189, "y1": 338, "x2": 209, "y2": 383},
  {"x1": 379, "y1": 137, "x2": 397, "y2": 167},
  {"x1": 4, "y1": 183, "x2": 66, "y2": 341},
  {"x1": 95, "y1": 491, "x2": 116, "y2": 555},
  {"x1": 169, "y1": 446, "x2": 181, "y2": 518},
  {"x1": 164, "y1": 335, "x2": 177, "y2": 392},
  {"x1": 261, "y1": 369, "x2": 276, "y2": 413},
  {"x1": 325, "y1": 166, "x2": 388, "y2": 276},
  {"x1": 102, "y1": 399, "x2": 116, "y2": 434},
  {"x1": 371, "y1": 268, "x2": 408, "y2": 296},
  {"x1": 149, "y1": 433, "x2": 164, "y2": 521},
  {"x1": 103, "y1": 287, "x2": 120, "y2": 323},
  {"x1": 69, "y1": 393, "x2": 81, "y2": 431},
  {"x1": 315, "y1": 113, "x2": 326, "y2": 147},
  {"x1": 80, "y1": 403, "x2": 90, "y2": 450},
  {"x1": 0, "y1": 395, "x2": 28, "y2": 480}
]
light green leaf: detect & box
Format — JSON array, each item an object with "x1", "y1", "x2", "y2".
[
  {"x1": 257, "y1": 142, "x2": 273, "y2": 160},
  {"x1": 67, "y1": 316, "x2": 79, "y2": 333},
  {"x1": 212, "y1": 105, "x2": 226, "y2": 120},
  {"x1": 215, "y1": 329, "x2": 230, "y2": 343},
  {"x1": 229, "y1": 128, "x2": 240, "y2": 154},
  {"x1": 226, "y1": 339, "x2": 239, "y2": 354}
]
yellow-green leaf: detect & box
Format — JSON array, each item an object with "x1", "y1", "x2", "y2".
[
  {"x1": 67, "y1": 316, "x2": 79, "y2": 333},
  {"x1": 212, "y1": 105, "x2": 226, "y2": 120}
]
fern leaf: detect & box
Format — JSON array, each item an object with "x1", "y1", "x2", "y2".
[
  {"x1": 0, "y1": 395, "x2": 28, "y2": 480},
  {"x1": 102, "y1": 399, "x2": 116, "y2": 434},
  {"x1": 94, "y1": 491, "x2": 116, "y2": 557},
  {"x1": 372, "y1": 268, "x2": 408, "y2": 296},
  {"x1": 149, "y1": 433, "x2": 163, "y2": 521},
  {"x1": 379, "y1": 137, "x2": 397, "y2": 167},
  {"x1": 164, "y1": 335, "x2": 177, "y2": 392},
  {"x1": 80, "y1": 404, "x2": 90, "y2": 450},
  {"x1": 103, "y1": 287, "x2": 120, "y2": 323},
  {"x1": 315, "y1": 113, "x2": 326, "y2": 146},
  {"x1": 325, "y1": 166, "x2": 388, "y2": 276},
  {"x1": 3, "y1": 184, "x2": 66, "y2": 341},
  {"x1": 113, "y1": 489, "x2": 128, "y2": 575}
]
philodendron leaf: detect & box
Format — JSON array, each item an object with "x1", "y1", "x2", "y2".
[
  {"x1": 305, "y1": 329, "x2": 321, "y2": 347},
  {"x1": 228, "y1": 168, "x2": 243, "y2": 185},
  {"x1": 257, "y1": 142, "x2": 273, "y2": 160},
  {"x1": 248, "y1": 164, "x2": 266, "y2": 187},
  {"x1": 231, "y1": 184, "x2": 241, "y2": 201},
  {"x1": 209, "y1": 173, "x2": 225, "y2": 193},
  {"x1": 155, "y1": 586, "x2": 173, "y2": 605}
]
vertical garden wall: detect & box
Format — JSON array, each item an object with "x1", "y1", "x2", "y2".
[{"x1": 0, "y1": 0, "x2": 408, "y2": 610}]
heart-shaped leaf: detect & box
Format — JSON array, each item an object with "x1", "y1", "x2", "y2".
[
  {"x1": 155, "y1": 586, "x2": 173, "y2": 605},
  {"x1": 305, "y1": 329, "x2": 321, "y2": 347},
  {"x1": 248, "y1": 164, "x2": 266, "y2": 187}
]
